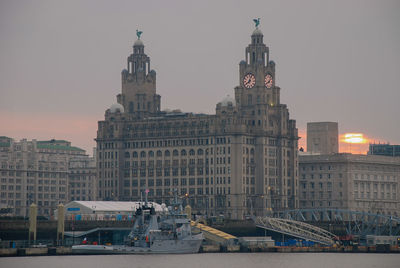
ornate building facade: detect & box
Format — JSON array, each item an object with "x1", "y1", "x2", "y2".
[{"x1": 96, "y1": 25, "x2": 299, "y2": 219}]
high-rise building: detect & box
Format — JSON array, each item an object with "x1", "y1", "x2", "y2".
[
  {"x1": 0, "y1": 137, "x2": 93, "y2": 217},
  {"x1": 368, "y1": 143, "x2": 400, "y2": 157},
  {"x1": 96, "y1": 24, "x2": 299, "y2": 219},
  {"x1": 307, "y1": 122, "x2": 338, "y2": 154},
  {"x1": 299, "y1": 153, "x2": 400, "y2": 216}
]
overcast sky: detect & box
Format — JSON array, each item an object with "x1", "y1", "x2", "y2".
[{"x1": 1, "y1": 0, "x2": 399, "y2": 154}]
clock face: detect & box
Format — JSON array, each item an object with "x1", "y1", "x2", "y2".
[
  {"x1": 243, "y1": 73, "x2": 256, "y2": 89},
  {"x1": 265, "y1": 74, "x2": 273, "y2": 88}
]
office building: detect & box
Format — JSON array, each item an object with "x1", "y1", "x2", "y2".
[
  {"x1": 299, "y1": 153, "x2": 400, "y2": 216},
  {"x1": 96, "y1": 24, "x2": 299, "y2": 219}
]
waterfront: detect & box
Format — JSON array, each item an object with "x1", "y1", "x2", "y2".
[{"x1": 1, "y1": 253, "x2": 399, "y2": 268}]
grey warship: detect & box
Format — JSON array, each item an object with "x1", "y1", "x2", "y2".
[{"x1": 72, "y1": 195, "x2": 203, "y2": 254}]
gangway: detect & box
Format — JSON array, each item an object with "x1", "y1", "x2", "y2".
[
  {"x1": 191, "y1": 221, "x2": 237, "y2": 245},
  {"x1": 254, "y1": 216, "x2": 336, "y2": 246}
]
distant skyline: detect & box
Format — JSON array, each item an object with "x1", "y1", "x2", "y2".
[{"x1": 1, "y1": 0, "x2": 399, "y2": 154}]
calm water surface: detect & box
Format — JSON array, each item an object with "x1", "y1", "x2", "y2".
[{"x1": 1, "y1": 253, "x2": 399, "y2": 268}]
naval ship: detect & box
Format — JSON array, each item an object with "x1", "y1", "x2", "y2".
[{"x1": 71, "y1": 195, "x2": 204, "y2": 254}]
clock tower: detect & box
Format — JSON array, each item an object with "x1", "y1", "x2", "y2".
[{"x1": 235, "y1": 24, "x2": 280, "y2": 113}]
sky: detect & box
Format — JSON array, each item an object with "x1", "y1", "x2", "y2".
[{"x1": 1, "y1": 0, "x2": 399, "y2": 155}]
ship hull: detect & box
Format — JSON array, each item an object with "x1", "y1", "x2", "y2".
[{"x1": 71, "y1": 233, "x2": 203, "y2": 254}]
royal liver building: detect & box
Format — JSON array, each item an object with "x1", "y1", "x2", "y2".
[{"x1": 96, "y1": 23, "x2": 299, "y2": 219}]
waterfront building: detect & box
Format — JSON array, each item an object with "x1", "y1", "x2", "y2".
[
  {"x1": 96, "y1": 24, "x2": 299, "y2": 219},
  {"x1": 306, "y1": 122, "x2": 338, "y2": 154},
  {"x1": 299, "y1": 153, "x2": 400, "y2": 216},
  {"x1": 0, "y1": 137, "x2": 91, "y2": 217},
  {"x1": 69, "y1": 152, "x2": 97, "y2": 202},
  {"x1": 368, "y1": 143, "x2": 400, "y2": 157}
]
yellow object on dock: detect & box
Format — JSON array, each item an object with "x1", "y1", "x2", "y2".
[{"x1": 191, "y1": 221, "x2": 236, "y2": 244}]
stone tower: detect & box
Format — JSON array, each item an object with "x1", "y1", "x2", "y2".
[
  {"x1": 117, "y1": 35, "x2": 161, "y2": 119},
  {"x1": 233, "y1": 24, "x2": 299, "y2": 211},
  {"x1": 307, "y1": 122, "x2": 339, "y2": 154},
  {"x1": 235, "y1": 27, "x2": 279, "y2": 110}
]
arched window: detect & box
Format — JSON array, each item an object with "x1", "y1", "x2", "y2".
[
  {"x1": 124, "y1": 152, "x2": 130, "y2": 158},
  {"x1": 189, "y1": 149, "x2": 195, "y2": 156},
  {"x1": 181, "y1": 149, "x2": 187, "y2": 156},
  {"x1": 250, "y1": 148, "x2": 255, "y2": 155},
  {"x1": 149, "y1": 151, "x2": 154, "y2": 157},
  {"x1": 165, "y1": 150, "x2": 170, "y2": 157},
  {"x1": 133, "y1": 151, "x2": 138, "y2": 158},
  {"x1": 156, "y1": 150, "x2": 162, "y2": 157},
  {"x1": 140, "y1": 151, "x2": 146, "y2": 158},
  {"x1": 129, "y1": 102, "x2": 134, "y2": 113},
  {"x1": 173, "y1": 149, "x2": 179, "y2": 156},
  {"x1": 197, "y1": 149, "x2": 203, "y2": 155}
]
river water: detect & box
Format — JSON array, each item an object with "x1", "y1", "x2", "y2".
[{"x1": 1, "y1": 253, "x2": 399, "y2": 268}]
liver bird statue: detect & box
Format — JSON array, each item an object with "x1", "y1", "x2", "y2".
[
  {"x1": 136, "y1": 29, "x2": 143, "y2": 39},
  {"x1": 253, "y1": 18, "x2": 260, "y2": 28}
]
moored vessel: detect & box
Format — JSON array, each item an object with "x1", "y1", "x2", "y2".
[{"x1": 72, "y1": 194, "x2": 203, "y2": 254}]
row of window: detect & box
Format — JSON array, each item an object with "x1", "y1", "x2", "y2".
[
  {"x1": 354, "y1": 182, "x2": 396, "y2": 192},
  {"x1": 353, "y1": 174, "x2": 397, "y2": 181},
  {"x1": 301, "y1": 182, "x2": 338, "y2": 189},
  {"x1": 354, "y1": 191, "x2": 396, "y2": 200},
  {"x1": 300, "y1": 173, "x2": 341, "y2": 179},
  {"x1": 103, "y1": 177, "x2": 232, "y2": 188},
  {"x1": 0, "y1": 192, "x2": 66, "y2": 200},
  {"x1": 119, "y1": 186, "x2": 231, "y2": 197}
]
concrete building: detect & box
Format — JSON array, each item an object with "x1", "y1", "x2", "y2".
[
  {"x1": 96, "y1": 24, "x2": 299, "y2": 219},
  {"x1": 0, "y1": 137, "x2": 92, "y2": 217},
  {"x1": 69, "y1": 153, "x2": 97, "y2": 202},
  {"x1": 299, "y1": 153, "x2": 400, "y2": 216},
  {"x1": 368, "y1": 143, "x2": 400, "y2": 157},
  {"x1": 307, "y1": 122, "x2": 338, "y2": 154}
]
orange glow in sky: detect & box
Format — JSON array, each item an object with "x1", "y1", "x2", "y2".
[
  {"x1": 341, "y1": 133, "x2": 368, "y2": 144},
  {"x1": 299, "y1": 130, "x2": 381, "y2": 154}
]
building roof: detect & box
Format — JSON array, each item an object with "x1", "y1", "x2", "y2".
[
  {"x1": 252, "y1": 28, "x2": 263, "y2": 36},
  {"x1": 37, "y1": 144, "x2": 85, "y2": 151},
  {"x1": 0, "y1": 141, "x2": 11, "y2": 147},
  {"x1": 65, "y1": 201, "x2": 167, "y2": 213},
  {"x1": 299, "y1": 153, "x2": 400, "y2": 165},
  {"x1": 37, "y1": 140, "x2": 85, "y2": 152},
  {"x1": 218, "y1": 95, "x2": 236, "y2": 107},
  {"x1": 109, "y1": 103, "x2": 124, "y2": 114},
  {"x1": 134, "y1": 39, "x2": 144, "y2": 46}
]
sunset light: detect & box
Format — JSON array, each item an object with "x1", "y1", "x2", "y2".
[{"x1": 342, "y1": 133, "x2": 368, "y2": 144}]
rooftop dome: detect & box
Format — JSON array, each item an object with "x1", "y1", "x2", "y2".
[
  {"x1": 134, "y1": 39, "x2": 144, "y2": 46},
  {"x1": 109, "y1": 103, "x2": 124, "y2": 113},
  {"x1": 218, "y1": 95, "x2": 236, "y2": 107},
  {"x1": 252, "y1": 28, "x2": 263, "y2": 36}
]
